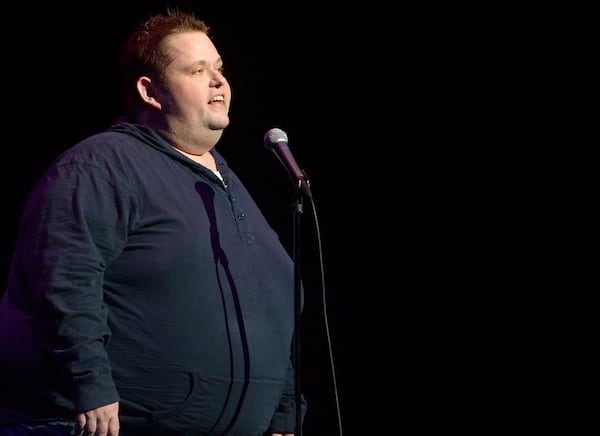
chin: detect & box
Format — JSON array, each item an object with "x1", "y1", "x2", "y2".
[{"x1": 212, "y1": 119, "x2": 230, "y2": 130}]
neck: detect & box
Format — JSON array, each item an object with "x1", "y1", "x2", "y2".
[
  {"x1": 171, "y1": 144, "x2": 206, "y2": 156},
  {"x1": 171, "y1": 144, "x2": 217, "y2": 170},
  {"x1": 137, "y1": 111, "x2": 223, "y2": 156}
]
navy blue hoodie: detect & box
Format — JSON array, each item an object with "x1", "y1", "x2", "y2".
[{"x1": 0, "y1": 121, "x2": 305, "y2": 435}]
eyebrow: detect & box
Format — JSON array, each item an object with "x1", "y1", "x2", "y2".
[{"x1": 190, "y1": 57, "x2": 223, "y2": 67}]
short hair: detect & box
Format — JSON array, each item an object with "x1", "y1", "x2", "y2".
[{"x1": 119, "y1": 9, "x2": 211, "y2": 118}]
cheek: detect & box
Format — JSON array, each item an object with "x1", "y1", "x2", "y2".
[
  {"x1": 176, "y1": 88, "x2": 207, "y2": 111},
  {"x1": 171, "y1": 79, "x2": 207, "y2": 100}
]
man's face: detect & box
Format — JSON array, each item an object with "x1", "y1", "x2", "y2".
[{"x1": 161, "y1": 31, "x2": 231, "y2": 133}]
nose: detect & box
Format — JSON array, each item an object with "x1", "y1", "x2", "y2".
[{"x1": 211, "y1": 69, "x2": 227, "y2": 87}]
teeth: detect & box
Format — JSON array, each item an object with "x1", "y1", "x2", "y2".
[{"x1": 212, "y1": 96, "x2": 224, "y2": 102}]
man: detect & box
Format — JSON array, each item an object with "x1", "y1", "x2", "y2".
[{"x1": 0, "y1": 9, "x2": 304, "y2": 436}]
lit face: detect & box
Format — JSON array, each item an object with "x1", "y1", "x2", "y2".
[{"x1": 160, "y1": 31, "x2": 231, "y2": 137}]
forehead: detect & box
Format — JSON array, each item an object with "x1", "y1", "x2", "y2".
[{"x1": 165, "y1": 31, "x2": 220, "y2": 62}]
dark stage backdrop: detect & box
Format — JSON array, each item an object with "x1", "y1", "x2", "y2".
[{"x1": 1, "y1": 1, "x2": 597, "y2": 435}]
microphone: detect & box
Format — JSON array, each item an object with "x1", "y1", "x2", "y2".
[{"x1": 264, "y1": 128, "x2": 312, "y2": 198}]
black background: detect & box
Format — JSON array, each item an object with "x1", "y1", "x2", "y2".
[{"x1": 1, "y1": 1, "x2": 597, "y2": 435}]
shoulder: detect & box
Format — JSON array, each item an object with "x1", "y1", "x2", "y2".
[{"x1": 54, "y1": 129, "x2": 147, "y2": 169}]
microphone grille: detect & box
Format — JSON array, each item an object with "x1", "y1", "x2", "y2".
[{"x1": 264, "y1": 128, "x2": 288, "y2": 150}]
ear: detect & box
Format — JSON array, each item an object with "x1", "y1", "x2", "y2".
[{"x1": 136, "y1": 76, "x2": 162, "y2": 110}]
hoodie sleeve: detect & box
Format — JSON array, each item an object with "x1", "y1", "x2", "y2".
[{"x1": 20, "y1": 154, "x2": 133, "y2": 412}]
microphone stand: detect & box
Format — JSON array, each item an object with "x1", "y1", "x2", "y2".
[{"x1": 291, "y1": 177, "x2": 307, "y2": 436}]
